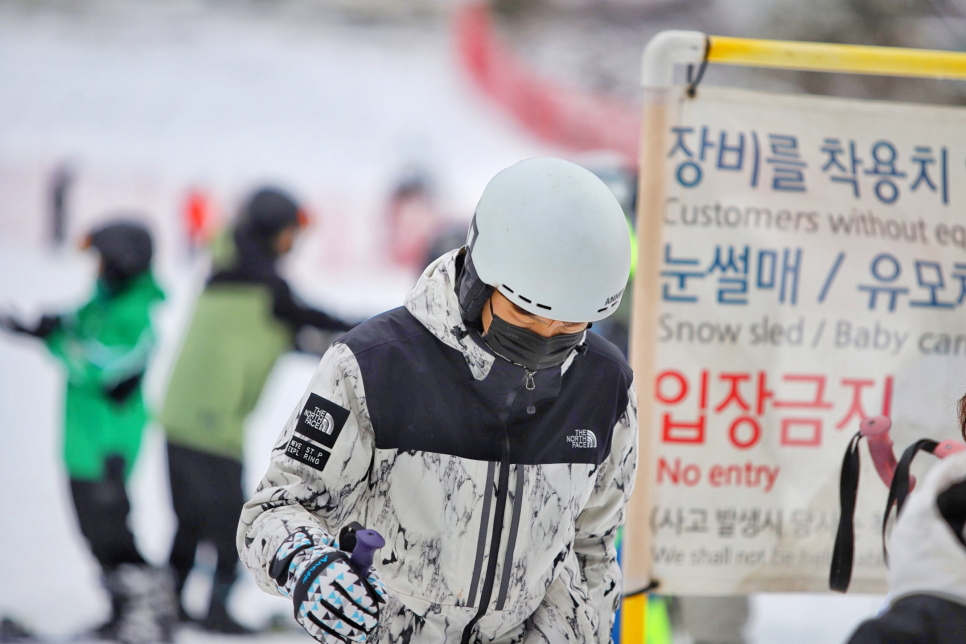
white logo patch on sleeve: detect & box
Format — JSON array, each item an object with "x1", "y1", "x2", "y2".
[{"x1": 285, "y1": 393, "x2": 351, "y2": 472}]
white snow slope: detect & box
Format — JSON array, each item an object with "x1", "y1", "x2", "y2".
[{"x1": 0, "y1": 2, "x2": 885, "y2": 642}]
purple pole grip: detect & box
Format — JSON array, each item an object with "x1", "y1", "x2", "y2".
[{"x1": 350, "y1": 529, "x2": 385, "y2": 573}]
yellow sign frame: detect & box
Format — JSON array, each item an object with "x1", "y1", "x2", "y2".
[{"x1": 708, "y1": 35, "x2": 966, "y2": 79}]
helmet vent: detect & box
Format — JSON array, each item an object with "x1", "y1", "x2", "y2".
[
  {"x1": 598, "y1": 299, "x2": 621, "y2": 313},
  {"x1": 503, "y1": 285, "x2": 552, "y2": 311}
]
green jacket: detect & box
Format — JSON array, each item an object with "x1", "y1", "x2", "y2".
[
  {"x1": 46, "y1": 273, "x2": 165, "y2": 481},
  {"x1": 160, "y1": 284, "x2": 292, "y2": 460}
]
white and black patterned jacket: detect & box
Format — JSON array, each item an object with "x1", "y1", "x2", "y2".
[{"x1": 237, "y1": 249, "x2": 638, "y2": 643}]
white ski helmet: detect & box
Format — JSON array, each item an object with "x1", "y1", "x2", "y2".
[{"x1": 462, "y1": 157, "x2": 632, "y2": 324}]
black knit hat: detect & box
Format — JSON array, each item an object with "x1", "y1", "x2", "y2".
[
  {"x1": 88, "y1": 221, "x2": 153, "y2": 289},
  {"x1": 236, "y1": 187, "x2": 301, "y2": 244}
]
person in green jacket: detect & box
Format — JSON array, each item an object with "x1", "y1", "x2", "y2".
[
  {"x1": 160, "y1": 187, "x2": 354, "y2": 633},
  {"x1": 0, "y1": 221, "x2": 170, "y2": 644}
]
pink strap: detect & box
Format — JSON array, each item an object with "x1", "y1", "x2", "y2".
[
  {"x1": 860, "y1": 416, "x2": 897, "y2": 487},
  {"x1": 934, "y1": 440, "x2": 966, "y2": 459}
]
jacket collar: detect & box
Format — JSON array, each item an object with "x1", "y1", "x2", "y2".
[
  {"x1": 404, "y1": 249, "x2": 584, "y2": 381},
  {"x1": 405, "y1": 249, "x2": 495, "y2": 380}
]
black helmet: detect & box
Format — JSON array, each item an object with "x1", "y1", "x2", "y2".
[
  {"x1": 88, "y1": 221, "x2": 153, "y2": 289},
  {"x1": 235, "y1": 187, "x2": 302, "y2": 247}
]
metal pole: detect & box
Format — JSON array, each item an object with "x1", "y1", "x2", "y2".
[{"x1": 624, "y1": 30, "x2": 706, "y2": 595}]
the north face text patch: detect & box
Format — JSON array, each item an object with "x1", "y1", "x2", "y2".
[
  {"x1": 285, "y1": 435, "x2": 331, "y2": 472},
  {"x1": 295, "y1": 393, "x2": 350, "y2": 449},
  {"x1": 566, "y1": 429, "x2": 598, "y2": 449}
]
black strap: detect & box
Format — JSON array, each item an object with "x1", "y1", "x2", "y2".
[
  {"x1": 105, "y1": 372, "x2": 143, "y2": 404},
  {"x1": 685, "y1": 36, "x2": 711, "y2": 98},
  {"x1": 830, "y1": 432, "x2": 863, "y2": 592},
  {"x1": 269, "y1": 528, "x2": 315, "y2": 587},
  {"x1": 338, "y1": 521, "x2": 366, "y2": 555},
  {"x1": 622, "y1": 579, "x2": 660, "y2": 598},
  {"x1": 882, "y1": 439, "x2": 939, "y2": 563}
]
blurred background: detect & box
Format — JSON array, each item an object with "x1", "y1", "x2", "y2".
[{"x1": 2, "y1": 0, "x2": 966, "y2": 642}]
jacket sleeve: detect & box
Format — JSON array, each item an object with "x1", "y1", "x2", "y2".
[
  {"x1": 576, "y1": 382, "x2": 638, "y2": 643},
  {"x1": 270, "y1": 278, "x2": 354, "y2": 334},
  {"x1": 236, "y1": 341, "x2": 375, "y2": 596},
  {"x1": 523, "y1": 384, "x2": 637, "y2": 644},
  {"x1": 45, "y1": 305, "x2": 156, "y2": 391},
  {"x1": 526, "y1": 382, "x2": 638, "y2": 643}
]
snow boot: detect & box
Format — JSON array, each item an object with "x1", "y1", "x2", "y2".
[
  {"x1": 0, "y1": 617, "x2": 34, "y2": 642},
  {"x1": 201, "y1": 581, "x2": 253, "y2": 635},
  {"x1": 106, "y1": 564, "x2": 176, "y2": 644},
  {"x1": 88, "y1": 590, "x2": 124, "y2": 640},
  {"x1": 175, "y1": 603, "x2": 199, "y2": 627},
  {"x1": 202, "y1": 602, "x2": 253, "y2": 635}
]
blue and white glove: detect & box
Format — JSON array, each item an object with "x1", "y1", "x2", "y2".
[{"x1": 270, "y1": 527, "x2": 386, "y2": 643}]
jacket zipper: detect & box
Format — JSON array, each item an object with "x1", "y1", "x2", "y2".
[
  {"x1": 525, "y1": 369, "x2": 536, "y2": 415},
  {"x1": 460, "y1": 371, "x2": 527, "y2": 644}
]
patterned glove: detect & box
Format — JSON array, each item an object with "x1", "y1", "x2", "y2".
[{"x1": 270, "y1": 527, "x2": 386, "y2": 643}]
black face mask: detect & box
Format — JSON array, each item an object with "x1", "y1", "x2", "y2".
[{"x1": 482, "y1": 300, "x2": 585, "y2": 372}]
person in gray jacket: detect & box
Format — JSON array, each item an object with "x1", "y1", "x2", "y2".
[{"x1": 237, "y1": 158, "x2": 638, "y2": 643}]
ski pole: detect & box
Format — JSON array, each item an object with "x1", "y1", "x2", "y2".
[{"x1": 338, "y1": 523, "x2": 385, "y2": 574}]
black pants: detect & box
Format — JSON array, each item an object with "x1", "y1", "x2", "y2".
[
  {"x1": 166, "y1": 442, "x2": 244, "y2": 606},
  {"x1": 69, "y1": 455, "x2": 145, "y2": 573}
]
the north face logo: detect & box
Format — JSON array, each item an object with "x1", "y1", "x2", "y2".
[
  {"x1": 294, "y1": 394, "x2": 349, "y2": 449},
  {"x1": 303, "y1": 407, "x2": 335, "y2": 435},
  {"x1": 566, "y1": 429, "x2": 597, "y2": 449}
]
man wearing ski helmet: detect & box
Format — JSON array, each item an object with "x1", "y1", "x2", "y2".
[
  {"x1": 1, "y1": 221, "x2": 169, "y2": 644},
  {"x1": 161, "y1": 186, "x2": 355, "y2": 633},
  {"x1": 238, "y1": 158, "x2": 637, "y2": 643}
]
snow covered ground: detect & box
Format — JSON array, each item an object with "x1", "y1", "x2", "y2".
[{"x1": 0, "y1": 2, "x2": 888, "y2": 642}]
